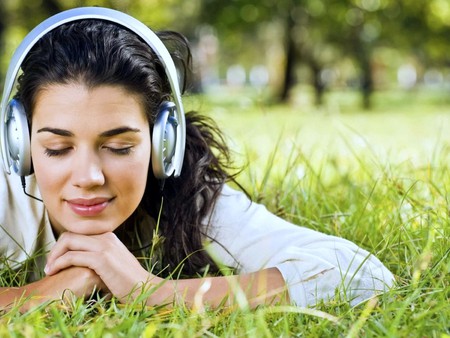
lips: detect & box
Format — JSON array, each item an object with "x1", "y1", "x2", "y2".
[{"x1": 65, "y1": 197, "x2": 114, "y2": 217}]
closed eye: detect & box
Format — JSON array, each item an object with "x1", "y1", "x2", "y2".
[
  {"x1": 105, "y1": 146, "x2": 134, "y2": 155},
  {"x1": 44, "y1": 148, "x2": 71, "y2": 157}
]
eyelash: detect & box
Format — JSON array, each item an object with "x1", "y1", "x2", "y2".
[
  {"x1": 44, "y1": 147, "x2": 133, "y2": 157},
  {"x1": 44, "y1": 148, "x2": 70, "y2": 157},
  {"x1": 107, "y1": 146, "x2": 133, "y2": 155}
]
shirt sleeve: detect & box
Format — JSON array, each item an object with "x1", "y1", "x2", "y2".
[
  {"x1": 205, "y1": 184, "x2": 395, "y2": 307},
  {"x1": 0, "y1": 171, "x2": 54, "y2": 274}
]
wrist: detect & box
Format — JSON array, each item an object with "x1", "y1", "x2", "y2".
[
  {"x1": 0, "y1": 280, "x2": 54, "y2": 312},
  {"x1": 143, "y1": 276, "x2": 178, "y2": 307}
]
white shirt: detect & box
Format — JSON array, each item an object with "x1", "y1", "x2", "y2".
[
  {"x1": 0, "y1": 170, "x2": 394, "y2": 306},
  {"x1": 206, "y1": 184, "x2": 394, "y2": 306}
]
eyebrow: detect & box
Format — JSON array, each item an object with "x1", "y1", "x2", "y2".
[
  {"x1": 36, "y1": 126, "x2": 141, "y2": 137},
  {"x1": 37, "y1": 127, "x2": 73, "y2": 137},
  {"x1": 99, "y1": 127, "x2": 141, "y2": 137}
]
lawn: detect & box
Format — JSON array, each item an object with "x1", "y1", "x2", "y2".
[{"x1": 1, "y1": 88, "x2": 449, "y2": 337}]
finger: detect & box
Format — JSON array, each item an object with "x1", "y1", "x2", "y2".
[
  {"x1": 47, "y1": 232, "x2": 90, "y2": 262},
  {"x1": 46, "y1": 232, "x2": 126, "y2": 275},
  {"x1": 46, "y1": 233, "x2": 105, "y2": 274},
  {"x1": 47, "y1": 232, "x2": 117, "y2": 266},
  {"x1": 46, "y1": 250, "x2": 102, "y2": 275}
]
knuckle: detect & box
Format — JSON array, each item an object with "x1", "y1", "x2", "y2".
[
  {"x1": 63, "y1": 251, "x2": 76, "y2": 264},
  {"x1": 104, "y1": 232, "x2": 118, "y2": 241},
  {"x1": 58, "y1": 231, "x2": 71, "y2": 244},
  {"x1": 58, "y1": 231, "x2": 66, "y2": 241},
  {"x1": 78, "y1": 267, "x2": 97, "y2": 280},
  {"x1": 102, "y1": 232, "x2": 120, "y2": 248}
]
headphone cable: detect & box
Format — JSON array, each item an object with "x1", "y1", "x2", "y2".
[{"x1": 21, "y1": 176, "x2": 43, "y2": 202}]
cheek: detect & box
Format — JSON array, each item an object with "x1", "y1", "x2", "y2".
[
  {"x1": 105, "y1": 151, "x2": 150, "y2": 202},
  {"x1": 113, "y1": 162, "x2": 148, "y2": 189},
  {"x1": 31, "y1": 146, "x2": 63, "y2": 197}
]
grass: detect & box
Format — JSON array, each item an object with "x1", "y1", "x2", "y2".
[{"x1": 1, "y1": 88, "x2": 450, "y2": 336}]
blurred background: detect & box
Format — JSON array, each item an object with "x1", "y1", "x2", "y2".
[{"x1": 0, "y1": 0, "x2": 449, "y2": 111}]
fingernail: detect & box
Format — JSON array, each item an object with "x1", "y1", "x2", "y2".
[{"x1": 44, "y1": 264, "x2": 50, "y2": 274}]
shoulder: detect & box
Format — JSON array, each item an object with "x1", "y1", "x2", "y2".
[
  {"x1": 208, "y1": 184, "x2": 261, "y2": 229},
  {"x1": 208, "y1": 184, "x2": 312, "y2": 234},
  {"x1": 206, "y1": 184, "x2": 329, "y2": 249},
  {"x1": 0, "y1": 170, "x2": 49, "y2": 267},
  {"x1": 0, "y1": 170, "x2": 43, "y2": 212}
]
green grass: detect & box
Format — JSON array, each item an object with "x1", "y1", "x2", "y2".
[{"x1": 1, "y1": 88, "x2": 450, "y2": 337}]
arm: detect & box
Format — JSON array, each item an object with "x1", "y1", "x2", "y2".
[
  {"x1": 204, "y1": 185, "x2": 395, "y2": 306},
  {"x1": 144, "y1": 267, "x2": 288, "y2": 309},
  {"x1": 45, "y1": 232, "x2": 289, "y2": 309},
  {"x1": 0, "y1": 266, "x2": 106, "y2": 311}
]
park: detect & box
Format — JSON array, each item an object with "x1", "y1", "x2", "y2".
[{"x1": 0, "y1": 1, "x2": 449, "y2": 336}]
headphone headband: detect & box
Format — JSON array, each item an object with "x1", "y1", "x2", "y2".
[{"x1": 1, "y1": 7, "x2": 185, "y2": 176}]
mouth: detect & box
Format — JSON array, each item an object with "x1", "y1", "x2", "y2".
[{"x1": 65, "y1": 197, "x2": 115, "y2": 217}]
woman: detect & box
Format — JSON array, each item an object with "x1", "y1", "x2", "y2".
[{"x1": 0, "y1": 7, "x2": 394, "y2": 310}]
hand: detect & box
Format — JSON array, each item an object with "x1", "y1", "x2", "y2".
[
  {"x1": 40, "y1": 266, "x2": 107, "y2": 299},
  {"x1": 45, "y1": 232, "x2": 153, "y2": 301},
  {"x1": 6, "y1": 266, "x2": 107, "y2": 311}
]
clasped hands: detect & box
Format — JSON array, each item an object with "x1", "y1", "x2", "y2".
[{"x1": 44, "y1": 231, "x2": 161, "y2": 304}]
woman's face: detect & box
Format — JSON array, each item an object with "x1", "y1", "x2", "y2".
[{"x1": 30, "y1": 83, "x2": 151, "y2": 236}]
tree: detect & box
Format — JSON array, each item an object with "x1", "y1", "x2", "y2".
[{"x1": 198, "y1": 0, "x2": 450, "y2": 109}]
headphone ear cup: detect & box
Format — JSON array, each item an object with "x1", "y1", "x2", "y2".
[
  {"x1": 5, "y1": 99, "x2": 32, "y2": 176},
  {"x1": 151, "y1": 101, "x2": 179, "y2": 179}
]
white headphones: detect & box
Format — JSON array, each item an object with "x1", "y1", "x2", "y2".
[{"x1": 0, "y1": 7, "x2": 186, "y2": 179}]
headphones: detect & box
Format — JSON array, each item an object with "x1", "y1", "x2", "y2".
[{"x1": 0, "y1": 7, "x2": 186, "y2": 179}]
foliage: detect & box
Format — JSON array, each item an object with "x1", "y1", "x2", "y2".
[
  {"x1": 198, "y1": 0, "x2": 450, "y2": 106},
  {"x1": 1, "y1": 89, "x2": 449, "y2": 336},
  {"x1": 1, "y1": 0, "x2": 449, "y2": 105}
]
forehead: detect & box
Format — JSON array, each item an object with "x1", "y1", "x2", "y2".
[{"x1": 32, "y1": 83, "x2": 148, "y2": 126}]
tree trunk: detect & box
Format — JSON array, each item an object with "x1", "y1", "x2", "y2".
[
  {"x1": 359, "y1": 51, "x2": 373, "y2": 110},
  {"x1": 350, "y1": 25, "x2": 373, "y2": 110},
  {"x1": 279, "y1": 13, "x2": 297, "y2": 102},
  {"x1": 310, "y1": 61, "x2": 325, "y2": 106}
]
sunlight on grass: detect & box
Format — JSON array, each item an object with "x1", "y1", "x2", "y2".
[{"x1": 192, "y1": 89, "x2": 450, "y2": 172}]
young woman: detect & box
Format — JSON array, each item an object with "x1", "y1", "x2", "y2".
[{"x1": 0, "y1": 7, "x2": 394, "y2": 310}]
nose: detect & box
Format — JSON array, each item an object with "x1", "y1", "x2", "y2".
[{"x1": 71, "y1": 148, "x2": 105, "y2": 189}]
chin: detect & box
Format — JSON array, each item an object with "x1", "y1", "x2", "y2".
[{"x1": 64, "y1": 218, "x2": 121, "y2": 235}]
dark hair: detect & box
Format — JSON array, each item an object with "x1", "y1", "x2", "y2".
[{"x1": 17, "y1": 19, "x2": 239, "y2": 277}]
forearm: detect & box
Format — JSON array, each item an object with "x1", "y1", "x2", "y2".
[
  {"x1": 0, "y1": 286, "x2": 31, "y2": 310},
  {"x1": 44, "y1": 232, "x2": 290, "y2": 309},
  {"x1": 1, "y1": 267, "x2": 105, "y2": 312},
  {"x1": 0, "y1": 282, "x2": 55, "y2": 312},
  {"x1": 146, "y1": 267, "x2": 289, "y2": 309}
]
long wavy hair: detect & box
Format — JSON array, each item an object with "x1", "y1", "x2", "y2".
[{"x1": 17, "y1": 19, "x2": 239, "y2": 277}]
